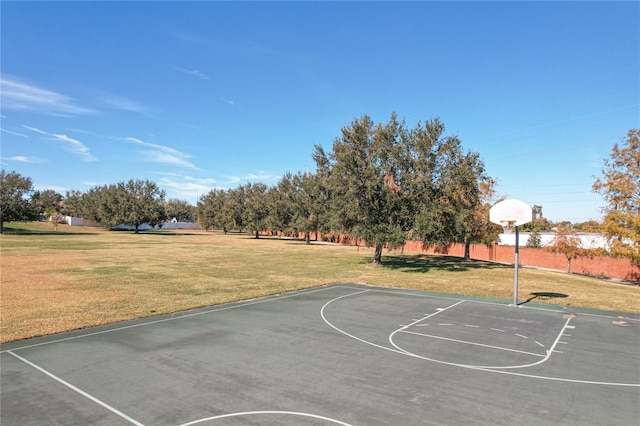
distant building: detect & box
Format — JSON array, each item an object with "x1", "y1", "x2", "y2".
[
  {"x1": 497, "y1": 232, "x2": 609, "y2": 250},
  {"x1": 63, "y1": 215, "x2": 202, "y2": 230}
]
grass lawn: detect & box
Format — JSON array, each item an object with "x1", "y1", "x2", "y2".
[{"x1": 1, "y1": 222, "x2": 638, "y2": 343}]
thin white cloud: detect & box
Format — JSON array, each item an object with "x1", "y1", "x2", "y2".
[
  {"x1": 223, "y1": 172, "x2": 279, "y2": 186},
  {"x1": 0, "y1": 127, "x2": 28, "y2": 137},
  {"x1": 64, "y1": 128, "x2": 111, "y2": 138},
  {"x1": 220, "y1": 97, "x2": 236, "y2": 107},
  {"x1": 155, "y1": 173, "x2": 217, "y2": 201},
  {"x1": 124, "y1": 137, "x2": 198, "y2": 169},
  {"x1": 142, "y1": 150, "x2": 198, "y2": 169},
  {"x1": 1, "y1": 75, "x2": 96, "y2": 116},
  {"x1": 125, "y1": 137, "x2": 181, "y2": 155},
  {"x1": 225, "y1": 176, "x2": 241, "y2": 184},
  {"x1": 52, "y1": 133, "x2": 96, "y2": 161},
  {"x1": 22, "y1": 125, "x2": 97, "y2": 162},
  {"x1": 22, "y1": 125, "x2": 48, "y2": 135},
  {"x1": 0, "y1": 155, "x2": 44, "y2": 163},
  {"x1": 96, "y1": 93, "x2": 149, "y2": 113},
  {"x1": 246, "y1": 172, "x2": 279, "y2": 180},
  {"x1": 170, "y1": 65, "x2": 210, "y2": 80},
  {"x1": 34, "y1": 184, "x2": 67, "y2": 193}
]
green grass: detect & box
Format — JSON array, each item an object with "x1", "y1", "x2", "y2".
[{"x1": 1, "y1": 221, "x2": 637, "y2": 343}]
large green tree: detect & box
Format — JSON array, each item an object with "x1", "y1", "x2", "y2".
[
  {"x1": 30, "y1": 189, "x2": 64, "y2": 216},
  {"x1": 593, "y1": 129, "x2": 639, "y2": 261},
  {"x1": 0, "y1": 170, "x2": 38, "y2": 233},
  {"x1": 221, "y1": 186, "x2": 246, "y2": 232},
  {"x1": 31, "y1": 189, "x2": 66, "y2": 231},
  {"x1": 118, "y1": 179, "x2": 167, "y2": 232},
  {"x1": 62, "y1": 190, "x2": 85, "y2": 218},
  {"x1": 80, "y1": 185, "x2": 114, "y2": 226},
  {"x1": 197, "y1": 189, "x2": 228, "y2": 231},
  {"x1": 272, "y1": 171, "x2": 324, "y2": 243},
  {"x1": 457, "y1": 178, "x2": 501, "y2": 259},
  {"x1": 164, "y1": 198, "x2": 196, "y2": 222},
  {"x1": 242, "y1": 182, "x2": 269, "y2": 239},
  {"x1": 82, "y1": 179, "x2": 167, "y2": 232},
  {"x1": 314, "y1": 114, "x2": 408, "y2": 263},
  {"x1": 412, "y1": 128, "x2": 489, "y2": 254},
  {"x1": 314, "y1": 114, "x2": 487, "y2": 264}
]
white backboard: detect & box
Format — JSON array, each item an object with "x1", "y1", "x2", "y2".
[{"x1": 489, "y1": 199, "x2": 532, "y2": 227}]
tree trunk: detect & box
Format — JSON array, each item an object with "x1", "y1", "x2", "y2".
[
  {"x1": 305, "y1": 231, "x2": 310, "y2": 244},
  {"x1": 566, "y1": 257, "x2": 572, "y2": 273},
  {"x1": 464, "y1": 241, "x2": 471, "y2": 260},
  {"x1": 372, "y1": 242, "x2": 383, "y2": 264},
  {"x1": 254, "y1": 230, "x2": 259, "y2": 239}
]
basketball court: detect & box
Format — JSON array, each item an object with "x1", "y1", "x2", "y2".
[{"x1": 1, "y1": 283, "x2": 638, "y2": 425}]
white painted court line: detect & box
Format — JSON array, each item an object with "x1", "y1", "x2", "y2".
[
  {"x1": 480, "y1": 316, "x2": 574, "y2": 370},
  {"x1": 399, "y1": 301, "x2": 465, "y2": 331},
  {"x1": 321, "y1": 289, "x2": 409, "y2": 355},
  {"x1": 7, "y1": 351, "x2": 144, "y2": 426},
  {"x1": 388, "y1": 300, "x2": 465, "y2": 350},
  {"x1": 321, "y1": 288, "x2": 640, "y2": 387},
  {"x1": 399, "y1": 330, "x2": 546, "y2": 358},
  {"x1": 545, "y1": 317, "x2": 573, "y2": 355},
  {"x1": 179, "y1": 411, "x2": 354, "y2": 426},
  {"x1": 366, "y1": 286, "x2": 640, "y2": 321},
  {"x1": 2, "y1": 285, "x2": 344, "y2": 353}
]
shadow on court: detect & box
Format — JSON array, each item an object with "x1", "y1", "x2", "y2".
[{"x1": 522, "y1": 291, "x2": 569, "y2": 305}]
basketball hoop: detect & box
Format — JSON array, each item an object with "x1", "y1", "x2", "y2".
[
  {"x1": 489, "y1": 199, "x2": 533, "y2": 307},
  {"x1": 500, "y1": 220, "x2": 516, "y2": 234}
]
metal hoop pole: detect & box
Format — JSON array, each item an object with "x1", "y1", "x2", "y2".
[{"x1": 513, "y1": 225, "x2": 519, "y2": 306}]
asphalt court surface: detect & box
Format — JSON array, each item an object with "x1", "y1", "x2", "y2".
[{"x1": 1, "y1": 283, "x2": 639, "y2": 425}]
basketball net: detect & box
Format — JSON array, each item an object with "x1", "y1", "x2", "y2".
[{"x1": 500, "y1": 220, "x2": 516, "y2": 234}]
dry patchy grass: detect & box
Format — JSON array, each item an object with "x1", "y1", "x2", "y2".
[{"x1": 1, "y1": 222, "x2": 638, "y2": 343}]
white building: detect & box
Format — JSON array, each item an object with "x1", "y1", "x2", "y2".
[
  {"x1": 64, "y1": 216, "x2": 202, "y2": 230},
  {"x1": 498, "y1": 232, "x2": 609, "y2": 249}
]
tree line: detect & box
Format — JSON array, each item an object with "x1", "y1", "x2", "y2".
[
  {"x1": 1, "y1": 116, "x2": 637, "y2": 264},
  {"x1": 0, "y1": 174, "x2": 196, "y2": 234},
  {"x1": 196, "y1": 115, "x2": 501, "y2": 263}
]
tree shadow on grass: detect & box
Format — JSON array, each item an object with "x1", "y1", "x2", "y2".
[
  {"x1": 369, "y1": 254, "x2": 513, "y2": 273},
  {"x1": 136, "y1": 231, "x2": 210, "y2": 237},
  {"x1": 1, "y1": 227, "x2": 100, "y2": 236}
]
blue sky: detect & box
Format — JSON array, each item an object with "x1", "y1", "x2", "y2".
[{"x1": 1, "y1": 1, "x2": 638, "y2": 222}]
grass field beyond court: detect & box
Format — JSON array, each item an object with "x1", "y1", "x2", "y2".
[{"x1": 1, "y1": 222, "x2": 638, "y2": 343}]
